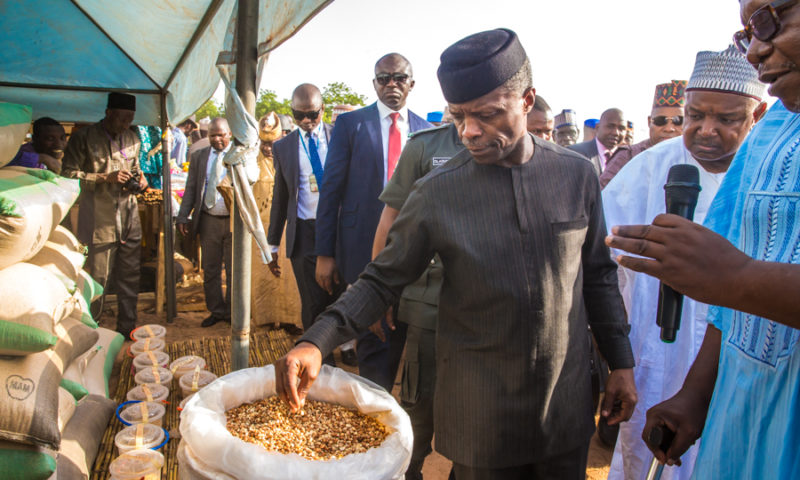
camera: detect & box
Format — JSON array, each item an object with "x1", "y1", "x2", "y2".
[{"x1": 123, "y1": 171, "x2": 145, "y2": 193}]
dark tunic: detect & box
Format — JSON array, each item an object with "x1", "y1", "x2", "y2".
[{"x1": 302, "y1": 135, "x2": 633, "y2": 468}]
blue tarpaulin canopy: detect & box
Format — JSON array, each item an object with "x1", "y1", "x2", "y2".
[
  {"x1": 0, "y1": 0, "x2": 331, "y2": 124},
  {"x1": 0, "y1": 0, "x2": 331, "y2": 327}
]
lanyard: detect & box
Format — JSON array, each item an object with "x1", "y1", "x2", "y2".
[{"x1": 298, "y1": 126, "x2": 328, "y2": 160}]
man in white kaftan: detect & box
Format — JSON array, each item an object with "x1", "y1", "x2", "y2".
[
  {"x1": 603, "y1": 135, "x2": 725, "y2": 480},
  {"x1": 602, "y1": 43, "x2": 767, "y2": 480}
]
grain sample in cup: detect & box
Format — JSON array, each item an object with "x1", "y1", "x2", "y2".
[
  {"x1": 115, "y1": 423, "x2": 165, "y2": 455},
  {"x1": 179, "y1": 368, "x2": 217, "y2": 398},
  {"x1": 127, "y1": 383, "x2": 169, "y2": 403},
  {"x1": 134, "y1": 366, "x2": 173, "y2": 389},
  {"x1": 169, "y1": 355, "x2": 206, "y2": 384},
  {"x1": 130, "y1": 337, "x2": 165, "y2": 356},
  {"x1": 120, "y1": 401, "x2": 166, "y2": 428},
  {"x1": 133, "y1": 351, "x2": 170, "y2": 373},
  {"x1": 130, "y1": 324, "x2": 167, "y2": 342},
  {"x1": 109, "y1": 448, "x2": 164, "y2": 480}
]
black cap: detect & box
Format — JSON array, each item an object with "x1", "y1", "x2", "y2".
[
  {"x1": 107, "y1": 92, "x2": 136, "y2": 111},
  {"x1": 437, "y1": 28, "x2": 527, "y2": 104}
]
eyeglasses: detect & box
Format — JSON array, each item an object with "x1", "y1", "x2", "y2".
[
  {"x1": 292, "y1": 109, "x2": 320, "y2": 121},
  {"x1": 375, "y1": 73, "x2": 410, "y2": 86},
  {"x1": 651, "y1": 115, "x2": 684, "y2": 127},
  {"x1": 733, "y1": 0, "x2": 797, "y2": 53}
]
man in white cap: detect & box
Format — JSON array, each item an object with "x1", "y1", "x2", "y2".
[
  {"x1": 608, "y1": 1, "x2": 800, "y2": 477},
  {"x1": 603, "y1": 45, "x2": 766, "y2": 480},
  {"x1": 553, "y1": 109, "x2": 580, "y2": 146},
  {"x1": 276, "y1": 28, "x2": 637, "y2": 479}
]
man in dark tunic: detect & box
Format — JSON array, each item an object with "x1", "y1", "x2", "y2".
[{"x1": 276, "y1": 29, "x2": 637, "y2": 479}]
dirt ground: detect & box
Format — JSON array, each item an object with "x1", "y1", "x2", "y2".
[{"x1": 99, "y1": 274, "x2": 613, "y2": 479}]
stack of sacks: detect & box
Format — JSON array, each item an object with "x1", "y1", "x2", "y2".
[
  {"x1": 0, "y1": 102, "x2": 31, "y2": 168},
  {"x1": 0, "y1": 147, "x2": 120, "y2": 479}
]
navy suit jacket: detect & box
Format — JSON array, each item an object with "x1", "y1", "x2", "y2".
[
  {"x1": 315, "y1": 102, "x2": 431, "y2": 284},
  {"x1": 568, "y1": 139, "x2": 602, "y2": 174},
  {"x1": 268, "y1": 124, "x2": 333, "y2": 259}
]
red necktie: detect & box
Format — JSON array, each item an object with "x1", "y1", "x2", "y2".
[{"x1": 387, "y1": 112, "x2": 401, "y2": 179}]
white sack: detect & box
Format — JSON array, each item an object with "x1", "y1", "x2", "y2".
[
  {"x1": 180, "y1": 365, "x2": 412, "y2": 480},
  {"x1": 0, "y1": 168, "x2": 80, "y2": 270}
]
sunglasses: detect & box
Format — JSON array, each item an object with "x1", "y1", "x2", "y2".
[
  {"x1": 292, "y1": 109, "x2": 320, "y2": 121},
  {"x1": 733, "y1": 0, "x2": 797, "y2": 53},
  {"x1": 375, "y1": 73, "x2": 410, "y2": 86},
  {"x1": 651, "y1": 115, "x2": 684, "y2": 127}
]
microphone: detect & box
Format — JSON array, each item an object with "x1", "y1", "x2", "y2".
[{"x1": 656, "y1": 164, "x2": 701, "y2": 343}]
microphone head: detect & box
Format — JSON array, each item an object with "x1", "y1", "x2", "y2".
[
  {"x1": 666, "y1": 164, "x2": 700, "y2": 185},
  {"x1": 664, "y1": 164, "x2": 702, "y2": 205}
]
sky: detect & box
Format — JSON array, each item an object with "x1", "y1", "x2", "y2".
[{"x1": 220, "y1": 0, "x2": 762, "y2": 141}]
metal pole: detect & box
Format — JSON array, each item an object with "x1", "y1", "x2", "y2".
[
  {"x1": 160, "y1": 91, "x2": 176, "y2": 323},
  {"x1": 231, "y1": 0, "x2": 257, "y2": 371}
]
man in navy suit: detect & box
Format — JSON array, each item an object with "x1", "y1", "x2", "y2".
[
  {"x1": 267, "y1": 84, "x2": 343, "y2": 365},
  {"x1": 315, "y1": 53, "x2": 432, "y2": 390},
  {"x1": 569, "y1": 108, "x2": 629, "y2": 175}
]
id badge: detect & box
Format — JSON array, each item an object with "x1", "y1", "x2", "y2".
[{"x1": 309, "y1": 174, "x2": 319, "y2": 193}]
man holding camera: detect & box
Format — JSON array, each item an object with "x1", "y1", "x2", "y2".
[
  {"x1": 62, "y1": 92, "x2": 147, "y2": 338},
  {"x1": 177, "y1": 118, "x2": 234, "y2": 328}
]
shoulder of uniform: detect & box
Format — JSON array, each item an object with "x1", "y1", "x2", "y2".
[{"x1": 409, "y1": 124, "x2": 451, "y2": 139}]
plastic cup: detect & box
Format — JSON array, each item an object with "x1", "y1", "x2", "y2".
[
  {"x1": 134, "y1": 367, "x2": 173, "y2": 389},
  {"x1": 109, "y1": 448, "x2": 164, "y2": 480},
  {"x1": 114, "y1": 423, "x2": 166, "y2": 455},
  {"x1": 129, "y1": 337, "x2": 165, "y2": 356},
  {"x1": 119, "y1": 401, "x2": 166, "y2": 427},
  {"x1": 126, "y1": 383, "x2": 169, "y2": 403},
  {"x1": 169, "y1": 355, "x2": 206, "y2": 384},
  {"x1": 130, "y1": 324, "x2": 167, "y2": 342},
  {"x1": 133, "y1": 351, "x2": 170, "y2": 373},
  {"x1": 179, "y1": 370, "x2": 217, "y2": 398}
]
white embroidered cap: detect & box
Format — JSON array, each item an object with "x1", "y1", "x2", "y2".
[{"x1": 687, "y1": 45, "x2": 766, "y2": 100}]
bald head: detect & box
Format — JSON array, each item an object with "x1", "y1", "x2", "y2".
[
  {"x1": 596, "y1": 108, "x2": 627, "y2": 150},
  {"x1": 292, "y1": 84, "x2": 323, "y2": 107},
  {"x1": 209, "y1": 117, "x2": 229, "y2": 132},
  {"x1": 375, "y1": 53, "x2": 412, "y2": 76},
  {"x1": 374, "y1": 53, "x2": 415, "y2": 110},
  {"x1": 208, "y1": 117, "x2": 231, "y2": 151},
  {"x1": 291, "y1": 83, "x2": 324, "y2": 133}
]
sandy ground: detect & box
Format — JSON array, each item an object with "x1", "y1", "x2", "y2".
[{"x1": 99, "y1": 273, "x2": 613, "y2": 479}]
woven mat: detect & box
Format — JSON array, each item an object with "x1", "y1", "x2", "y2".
[{"x1": 91, "y1": 330, "x2": 294, "y2": 479}]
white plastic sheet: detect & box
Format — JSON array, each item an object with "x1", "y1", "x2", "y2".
[
  {"x1": 179, "y1": 365, "x2": 413, "y2": 480},
  {"x1": 218, "y1": 65, "x2": 272, "y2": 264}
]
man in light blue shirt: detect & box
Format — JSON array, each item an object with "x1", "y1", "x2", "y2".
[{"x1": 177, "y1": 118, "x2": 233, "y2": 327}]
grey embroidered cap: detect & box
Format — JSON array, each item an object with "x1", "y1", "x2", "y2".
[
  {"x1": 554, "y1": 109, "x2": 578, "y2": 129},
  {"x1": 687, "y1": 45, "x2": 765, "y2": 100}
]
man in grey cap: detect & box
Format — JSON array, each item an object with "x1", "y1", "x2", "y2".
[
  {"x1": 603, "y1": 45, "x2": 766, "y2": 480},
  {"x1": 62, "y1": 92, "x2": 146, "y2": 338},
  {"x1": 554, "y1": 108, "x2": 580, "y2": 146},
  {"x1": 275, "y1": 28, "x2": 637, "y2": 479}
]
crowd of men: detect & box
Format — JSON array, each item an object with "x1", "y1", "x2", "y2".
[{"x1": 7, "y1": 1, "x2": 799, "y2": 478}]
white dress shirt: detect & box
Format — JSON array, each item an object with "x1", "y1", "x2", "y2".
[
  {"x1": 203, "y1": 143, "x2": 231, "y2": 216},
  {"x1": 376, "y1": 100, "x2": 409, "y2": 186},
  {"x1": 296, "y1": 123, "x2": 329, "y2": 220}
]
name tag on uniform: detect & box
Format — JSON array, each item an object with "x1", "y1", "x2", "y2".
[
  {"x1": 309, "y1": 174, "x2": 319, "y2": 193},
  {"x1": 432, "y1": 157, "x2": 450, "y2": 167}
]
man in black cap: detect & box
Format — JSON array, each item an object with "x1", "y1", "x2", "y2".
[
  {"x1": 62, "y1": 92, "x2": 146, "y2": 338},
  {"x1": 275, "y1": 29, "x2": 637, "y2": 479}
]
